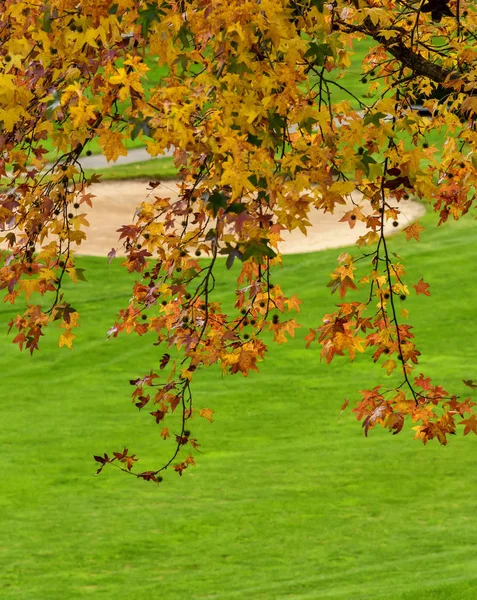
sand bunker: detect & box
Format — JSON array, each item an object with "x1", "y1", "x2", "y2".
[{"x1": 77, "y1": 180, "x2": 425, "y2": 257}]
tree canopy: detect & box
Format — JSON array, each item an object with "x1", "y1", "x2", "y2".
[{"x1": 1, "y1": 0, "x2": 477, "y2": 483}]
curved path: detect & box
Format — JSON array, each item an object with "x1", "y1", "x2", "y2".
[{"x1": 79, "y1": 180, "x2": 425, "y2": 257}]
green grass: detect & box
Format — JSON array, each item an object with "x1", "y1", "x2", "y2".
[
  {"x1": 83, "y1": 156, "x2": 178, "y2": 181},
  {"x1": 1, "y1": 199, "x2": 477, "y2": 598}
]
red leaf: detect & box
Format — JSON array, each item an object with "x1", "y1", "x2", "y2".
[
  {"x1": 160, "y1": 353, "x2": 171, "y2": 370},
  {"x1": 150, "y1": 409, "x2": 166, "y2": 424}
]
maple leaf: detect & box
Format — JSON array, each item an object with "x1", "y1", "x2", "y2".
[
  {"x1": 124, "y1": 455, "x2": 138, "y2": 471},
  {"x1": 414, "y1": 373, "x2": 432, "y2": 390},
  {"x1": 199, "y1": 408, "x2": 214, "y2": 423},
  {"x1": 463, "y1": 380, "x2": 477, "y2": 390},
  {"x1": 229, "y1": 349, "x2": 259, "y2": 376},
  {"x1": 159, "y1": 353, "x2": 171, "y2": 370},
  {"x1": 304, "y1": 328, "x2": 317, "y2": 348},
  {"x1": 150, "y1": 409, "x2": 166, "y2": 424},
  {"x1": 113, "y1": 448, "x2": 128, "y2": 461},
  {"x1": 98, "y1": 129, "x2": 128, "y2": 163},
  {"x1": 413, "y1": 278, "x2": 431, "y2": 296},
  {"x1": 93, "y1": 453, "x2": 111, "y2": 475},
  {"x1": 382, "y1": 359, "x2": 397, "y2": 376},
  {"x1": 173, "y1": 461, "x2": 190, "y2": 476},
  {"x1": 135, "y1": 396, "x2": 150, "y2": 410},
  {"x1": 19, "y1": 279, "x2": 39, "y2": 301},
  {"x1": 339, "y1": 208, "x2": 362, "y2": 229},
  {"x1": 58, "y1": 331, "x2": 75, "y2": 349},
  {"x1": 136, "y1": 471, "x2": 160, "y2": 483},
  {"x1": 286, "y1": 294, "x2": 302, "y2": 313},
  {"x1": 386, "y1": 413, "x2": 404, "y2": 435},
  {"x1": 460, "y1": 415, "x2": 477, "y2": 436},
  {"x1": 403, "y1": 221, "x2": 425, "y2": 241},
  {"x1": 12, "y1": 333, "x2": 27, "y2": 351},
  {"x1": 338, "y1": 398, "x2": 349, "y2": 421}
]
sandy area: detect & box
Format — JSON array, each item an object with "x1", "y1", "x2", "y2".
[{"x1": 77, "y1": 180, "x2": 425, "y2": 257}]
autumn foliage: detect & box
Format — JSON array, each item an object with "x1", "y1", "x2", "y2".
[{"x1": 1, "y1": 0, "x2": 477, "y2": 483}]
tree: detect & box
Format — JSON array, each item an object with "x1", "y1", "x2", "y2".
[{"x1": 1, "y1": 0, "x2": 476, "y2": 483}]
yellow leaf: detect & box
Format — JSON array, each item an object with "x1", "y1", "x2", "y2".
[
  {"x1": 199, "y1": 408, "x2": 214, "y2": 422},
  {"x1": 58, "y1": 331, "x2": 75, "y2": 349},
  {"x1": 20, "y1": 279, "x2": 38, "y2": 301},
  {"x1": 330, "y1": 181, "x2": 356, "y2": 195},
  {"x1": 0, "y1": 106, "x2": 26, "y2": 131},
  {"x1": 98, "y1": 129, "x2": 128, "y2": 163},
  {"x1": 382, "y1": 359, "x2": 397, "y2": 376},
  {"x1": 180, "y1": 368, "x2": 193, "y2": 381}
]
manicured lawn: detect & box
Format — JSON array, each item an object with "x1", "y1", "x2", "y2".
[
  {"x1": 1, "y1": 201, "x2": 477, "y2": 598},
  {"x1": 83, "y1": 156, "x2": 178, "y2": 181}
]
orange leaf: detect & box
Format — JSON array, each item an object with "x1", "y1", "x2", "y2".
[
  {"x1": 304, "y1": 328, "x2": 316, "y2": 348},
  {"x1": 413, "y1": 278, "x2": 430, "y2": 296},
  {"x1": 199, "y1": 408, "x2": 214, "y2": 422},
  {"x1": 460, "y1": 414, "x2": 477, "y2": 436},
  {"x1": 339, "y1": 398, "x2": 349, "y2": 421},
  {"x1": 286, "y1": 294, "x2": 302, "y2": 313},
  {"x1": 403, "y1": 221, "x2": 425, "y2": 241}
]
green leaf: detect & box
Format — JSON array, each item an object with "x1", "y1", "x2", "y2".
[
  {"x1": 75, "y1": 268, "x2": 87, "y2": 282},
  {"x1": 269, "y1": 114, "x2": 286, "y2": 135},
  {"x1": 225, "y1": 203, "x2": 247, "y2": 214},
  {"x1": 247, "y1": 133, "x2": 263, "y2": 147},
  {"x1": 226, "y1": 248, "x2": 243, "y2": 270},
  {"x1": 359, "y1": 151, "x2": 377, "y2": 176},
  {"x1": 363, "y1": 112, "x2": 387, "y2": 126},
  {"x1": 228, "y1": 59, "x2": 253, "y2": 75},
  {"x1": 207, "y1": 191, "x2": 228, "y2": 217},
  {"x1": 304, "y1": 42, "x2": 331, "y2": 66},
  {"x1": 130, "y1": 118, "x2": 152, "y2": 140},
  {"x1": 138, "y1": 2, "x2": 167, "y2": 37},
  {"x1": 248, "y1": 174, "x2": 267, "y2": 189},
  {"x1": 242, "y1": 239, "x2": 277, "y2": 263},
  {"x1": 310, "y1": 0, "x2": 326, "y2": 11}
]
